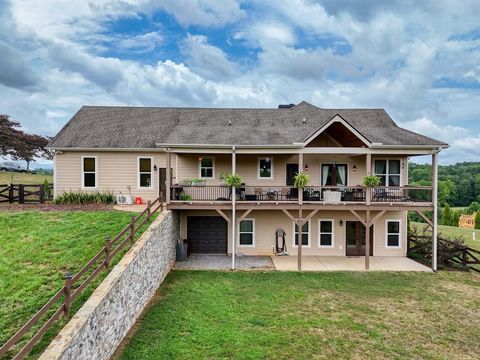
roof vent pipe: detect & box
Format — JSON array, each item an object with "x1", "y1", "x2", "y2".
[
  {"x1": 228, "y1": 120, "x2": 232, "y2": 125},
  {"x1": 302, "y1": 118, "x2": 306, "y2": 124}
]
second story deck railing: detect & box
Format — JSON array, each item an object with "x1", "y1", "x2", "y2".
[{"x1": 170, "y1": 185, "x2": 433, "y2": 204}]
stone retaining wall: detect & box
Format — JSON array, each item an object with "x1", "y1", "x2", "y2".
[{"x1": 39, "y1": 210, "x2": 179, "y2": 360}]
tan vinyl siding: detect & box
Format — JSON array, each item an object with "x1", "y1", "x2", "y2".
[
  {"x1": 54, "y1": 151, "x2": 176, "y2": 202},
  {"x1": 176, "y1": 154, "x2": 409, "y2": 187},
  {"x1": 179, "y1": 209, "x2": 407, "y2": 257}
]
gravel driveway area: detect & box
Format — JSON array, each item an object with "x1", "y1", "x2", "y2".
[{"x1": 174, "y1": 255, "x2": 275, "y2": 270}]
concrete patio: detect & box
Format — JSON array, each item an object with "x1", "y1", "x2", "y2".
[
  {"x1": 271, "y1": 255, "x2": 432, "y2": 272},
  {"x1": 174, "y1": 255, "x2": 431, "y2": 272}
]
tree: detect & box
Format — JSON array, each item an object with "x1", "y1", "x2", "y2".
[
  {"x1": 0, "y1": 114, "x2": 52, "y2": 170},
  {"x1": 451, "y1": 210, "x2": 461, "y2": 227},
  {"x1": 0, "y1": 114, "x2": 23, "y2": 157},
  {"x1": 475, "y1": 212, "x2": 480, "y2": 230},
  {"x1": 441, "y1": 203, "x2": 452, "y2": 226},
  {"x1": 11, "y1": 133, "x2": 52, "y2": 171},
  {"x1": 466, "y1": 202, "x2": 480, "y2": 215}
]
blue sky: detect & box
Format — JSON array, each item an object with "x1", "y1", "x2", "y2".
[{"x1": 0, "y1": 0, "x2": 479, "y2": 164}]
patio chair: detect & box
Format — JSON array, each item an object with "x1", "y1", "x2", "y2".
[{"x1": 254, "y1": 188, "x2": 263, "y2": 201}]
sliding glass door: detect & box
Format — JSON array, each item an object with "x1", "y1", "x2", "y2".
[{"x1": 321, "y1": 164, "x2": 348, "y2": 186}]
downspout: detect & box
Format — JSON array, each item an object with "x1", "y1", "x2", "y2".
[
  {"x1": 432, "y1": 149, "x2": 440, "y2": 271},
  {"x1": 232, "y1": 146, "x2": 236, "y2": 270}
]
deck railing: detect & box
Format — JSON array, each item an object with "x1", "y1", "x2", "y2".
[
  {"x1": 370, "y1": 186, "x2": 432, "y2": 203},
  {"x1": 170, "y1": 185, "x2": 432, "y2": 204}
]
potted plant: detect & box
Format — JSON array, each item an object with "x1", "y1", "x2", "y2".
[
  {"x1": 225, "y1": 173, "x2": 243, "y2": 188},
  {"x1": 294, "y1": 172, "x2": 310, "y2": 189},
  {"x1": 219, "y1": 172, "x2": 228, "y2": 184},
  {"x1": 362, "y1": 175, "x2": 381, "y2": 187}
]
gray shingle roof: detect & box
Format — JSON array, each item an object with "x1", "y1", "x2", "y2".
[{"x1": 48, "y1": 101, "x2": 447, "y2": 148}]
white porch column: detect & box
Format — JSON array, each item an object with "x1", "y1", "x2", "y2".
[
  {"x1": 231, "y1": 146, "x2": 236, "y2": 270},
  {"x1": 166, "y1": 149, "x2": 171, "y2": 204},
  {"x1": 365, "y1": 210, "x2": 370, "y2": 270},
  {"x1": 432, "y1": 151, "x2": 439, "y2": 271},
  {"x1": 298, "y1": 152, "x2": 304, "y2": 271}
]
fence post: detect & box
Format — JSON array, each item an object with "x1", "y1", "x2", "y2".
[
  {"x1": 19, "y1": 184, "x2": 24, "y2": 204},
  {"x1": 130, "y1": 216, "x2": 135, "y2": 243},
  {"x1": 104, "y1": 236, "x2": 111, "y2": 269},
  {"x1": 462, "y1": 249, "x2": 467, "y2": 268},
  {"x1": 8, "y1": 184, "x2": 13, "y2": 204},
  {"x1": 63, "y1": 272, "x2": 73, "y2": 318},
  {"x1": 147, "y1": 200, "x2": 151, "y2": 221},
  {"x1": 39, "y1": 185, "x2": 45, "y2": 204}
]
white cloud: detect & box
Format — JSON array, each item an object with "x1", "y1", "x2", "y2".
[{"x1": 181, "y1": 34, "x2": 239, "y2": 81}]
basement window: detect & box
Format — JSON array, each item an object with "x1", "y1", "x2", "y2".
[
  {"x1": 82, "y1": 157, "x2": 97, "y2": 188},
  {"x1": 318, "y1": 219, "x2": 334, "y2": 248},
  {"x1": 386, "y1": 220, "x2": 401, "y2": 248},
  {"x1": 239, "y1": 219, "x2": 255, "y2": 247},
  {"x1": 293, "y1": 220, "x2": 310, "y2": 247}
]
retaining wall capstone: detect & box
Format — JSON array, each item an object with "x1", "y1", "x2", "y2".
[{"x1": 39, "y1": 210, "x2": 179, "y2": 360}]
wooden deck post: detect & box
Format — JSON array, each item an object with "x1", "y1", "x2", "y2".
[
  {"x1": 166, "y1": 150, "x2": 171, "y2": 204},
  {"x1": 298, "y1": 152, "x2": 304, "y2": 271},
  {"x1": 366, "y1": 153, "x2": 372, "y2": 205},
  {"x1": 365, "y1": 210, "x2": 370, "y2": 270},
  {"x1": 231, "y1": 146, "x2": 236, "y2": 270},
  {"x1": 432, "y1": 151, "x2": 439, "y2": 271}
]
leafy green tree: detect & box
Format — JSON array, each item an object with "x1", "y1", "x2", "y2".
[
  {"x1": 441, "y1": 203, "x2": 452, "y2": 226},
  {"x1": 466, "y1": 202, "x2": 480, "y2": 215},
  {"x1": 451, "y1": 210, "x2": 461, "y2": 227},
  {"x1": 475, "y1": 212, "x2": 480, "y2": 230}
]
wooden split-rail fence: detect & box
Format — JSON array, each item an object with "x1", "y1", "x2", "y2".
[
  {"x1": 408, "y1": 235, "x2": 480, "y2": 272},
  {"x1": 0, "y1": 184, "x2": 54, "y2": 204},
  {"x1": 0, "y1": 197, "x2": 164, "y2": 360}
]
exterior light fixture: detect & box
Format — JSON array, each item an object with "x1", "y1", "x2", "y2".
[
  {"x1": 304, "y1": 164, "x2": 309, "y2": 171},
  {"x1": 352, "y1": 164, "x2": 357, "y2": 172},
  {"x1": 153, "y1": 165, "x2": 158, "y2": 171},
  {"x1": 339, "y1": 220, "x2": 344, "y2": 226}
]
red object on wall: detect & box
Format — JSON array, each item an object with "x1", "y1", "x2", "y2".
[{"x1": 135, "y1": 197, "x2": 143, "y2": 205}]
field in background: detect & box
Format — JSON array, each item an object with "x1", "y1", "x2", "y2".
[
  {"x1": 411, "y1": 221, "x2": 480, "y2": 250},
  {"x1": 0, "y1": 170, "x2": 53, "y2": 185}
]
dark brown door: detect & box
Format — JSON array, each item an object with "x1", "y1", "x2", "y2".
[
  {"x1": 187, "y1": 216, "x2": 228, "y2": 254},
  {"x1": 159, "y1": 168, "x2": 166, "y2": 201},
  {"x1": 286, "y1": 164, "x2": 299, "y2": 186},
  {"x1": 345, "y1": 221, "x2": 373, "y2": 256}
]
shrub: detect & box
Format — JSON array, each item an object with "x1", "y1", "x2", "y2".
[
  {"x1": 179, "y1": 191, "x2": 192, "y2": 201},
  {"x1": 294, "y1": 172, "x2": 310, "y2": 189},
  {"x1": 362, "y1": 175, "x2": 381, "y2": 187},
  {"x1": 441, "y1": 203, "x2": 452, "y2": 226},
  {"x1": 54, "y1": 191, "x2": 115, "y2": 205},
  {"x1": 43, "y1": 179, "x2": 52, "y2": 200},
  {"x1": 451, "y1": 210, "x2": 461, "y2": 227}
]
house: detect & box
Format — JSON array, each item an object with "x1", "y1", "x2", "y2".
[{"x1": 48, "y1": 101, "x2": 448, "y2": 270}]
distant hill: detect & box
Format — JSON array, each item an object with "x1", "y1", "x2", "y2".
[{"x1": 409, "y1": 162, "x2": 480, "y2": 207}]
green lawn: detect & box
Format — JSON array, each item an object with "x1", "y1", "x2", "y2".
[
  {"x1": 412, "y1": 221, "x2": 480, "y2": 250},
  {"x1": 0, "y1": 210, "x2": 152, "y2": 359},
  {"x1": 117, "y1": 271, "x2": 480, "y2": 360},
  {"x1": 0, "y1": 170, "x2": 53, "y2": 185}
]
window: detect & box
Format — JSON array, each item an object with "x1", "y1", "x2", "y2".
[
  {"x1": 374, "y1": 159, "x2": 401, "y2": 186},
  {"x1": 386, "y1": 220, "x2": 401, "y2": 248},
  {"x1": 239, "y1": 219, "x2": 255, "y2": 247},
  {"x1": 258, "y1": 158, "x2": 273, "y2": 179},
  {"x1": 138, "y1": 158, "x2": 152, "y2": 188},
  {"x1": 293, "y1": 221, "x2": 310, "y2": 247},
  {"x1": 318, "y1": 220, "x2": 334, "y2": 247},
  {"x1": 199, "y1": 158, "x2": 214, "y2": 179},
  {"x1": 82, "y1": 157, "x2": 96, "y2": 188}
]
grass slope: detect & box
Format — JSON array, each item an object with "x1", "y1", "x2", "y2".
[
  {"x1": 0, "y1": 170, "x2": 53, "y2": 185},
  {"x1": 0, "y1": 210, "x2": 151, "y2": 359},
  {"x1": 117, "y1": 271, "x2": 480, "y2": 360},
  {"x1": 411, "y1": 221, "x2": 480, "y2": 250}
]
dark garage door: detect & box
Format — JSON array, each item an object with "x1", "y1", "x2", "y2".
[{"x1": 187, "y1": 216, "x2": 228, "y2": 254}]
